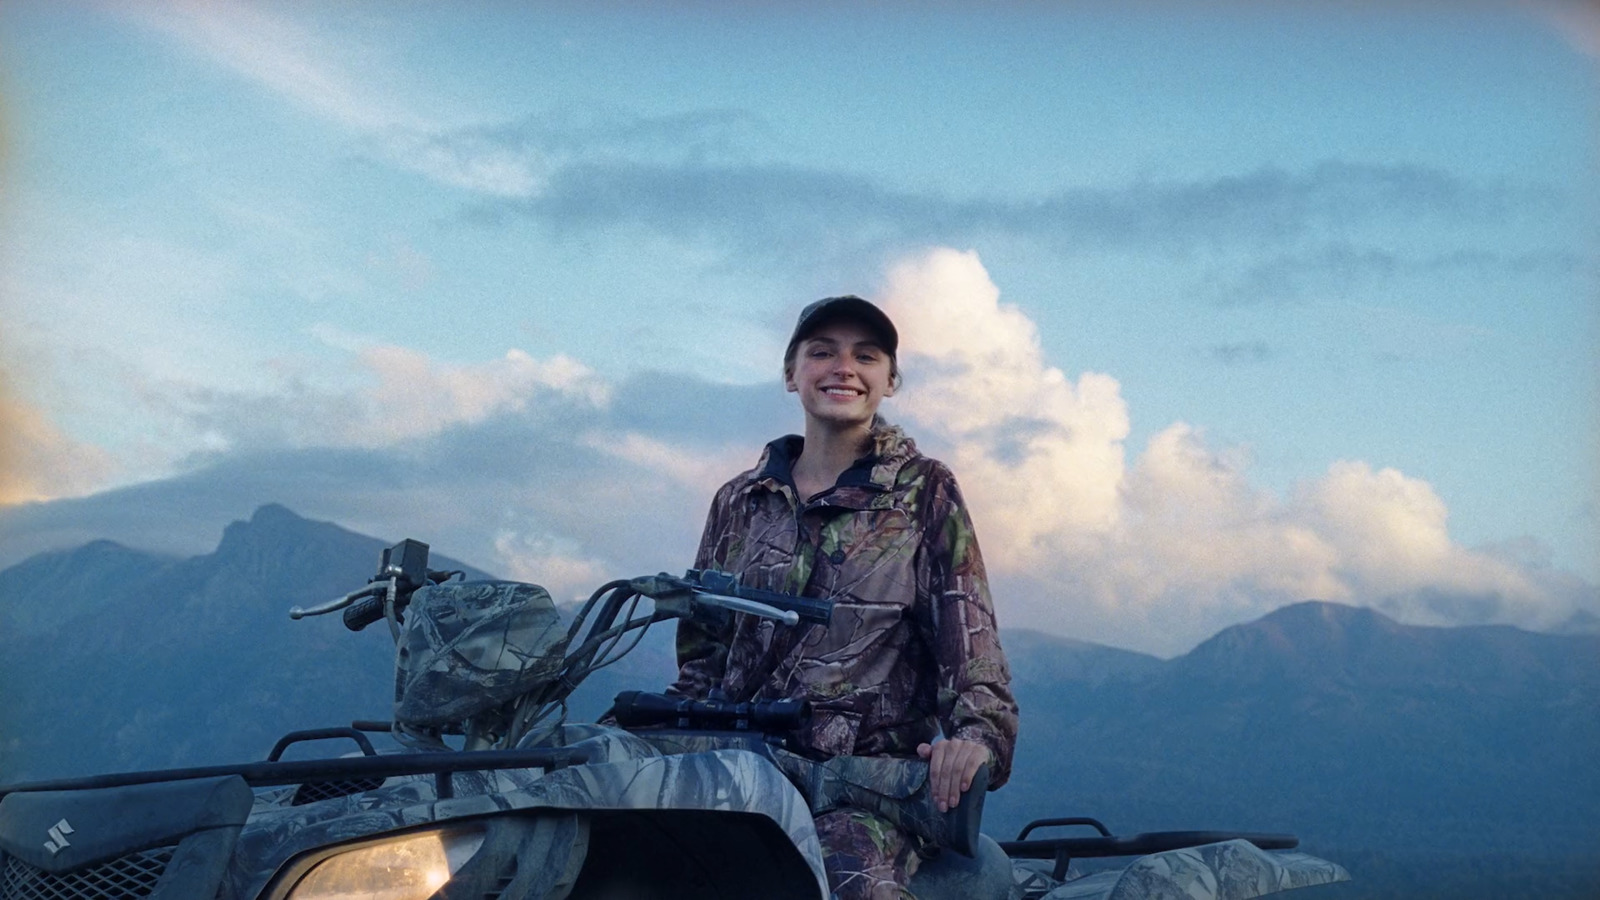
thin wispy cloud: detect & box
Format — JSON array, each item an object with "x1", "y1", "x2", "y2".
[
  {"x1": 115, "y1": 0, "x2": 419, "y2": 134},
  {"x1": 1210, "y1": 341, "x2": 1273, "y2": 365},
  {"x1": 116, "y1": 4, "x2": 764, "y2": 200},
  {"x1": 1212, "y1": 244, "x2": 1586, "y2": 306},
  {"x1": 1533, "y1": 0, "x2": 1600, "y2": 58},
  {"x1": 110, "y1": 2, "x2": 1573, "y2": 271},
  {"x1": 465, "y1": 157, "x2": 1560, "y2": 271},
  {"x1": 114, "y1": 1, "x2": 542, "y2": 196}
]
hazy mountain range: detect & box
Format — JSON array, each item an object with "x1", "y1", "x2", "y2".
[{"x1": 2, "y1": 505, "x2": 1595, "y2": 898}]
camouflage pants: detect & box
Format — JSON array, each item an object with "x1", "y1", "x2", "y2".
[{"x1": 815, "y1": 807, "x2": 919, "y2": 900}]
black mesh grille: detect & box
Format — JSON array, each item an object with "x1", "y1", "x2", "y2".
[
  {"x1": 290, "y1": 776, "x2": 386, "y2": 806},
  {"x1": 0, "y1": 846, "x2": 175, "y2": 900}
]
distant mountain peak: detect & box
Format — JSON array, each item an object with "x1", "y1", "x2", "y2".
[
  {"x1": 209, "y1": 504, "x2": 368, "y2": 575},
  {"x1": 1254, "y1": 599, "x2": 1401, "y2": 638},
  {"x1": 1174, "y1": 598, "x2": 1600, "y2": 693},
  {"x1": 250, "y1": 503, "x2": 305, "y2": 525},
  {"x1": 219, "y1": 504, "x2": 328, "y2": 548}
]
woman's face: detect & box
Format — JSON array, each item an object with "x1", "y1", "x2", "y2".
[{"x1": 785, "y1": 319, "x2": 896, "y2": 431}]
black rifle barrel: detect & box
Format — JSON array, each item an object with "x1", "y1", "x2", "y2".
[
  {"x1": 613, "y1": 690, "x2": 810, "y2": 733},
  {"x1": 0, "y1": 747, "x2": 592, "y2": 799}
]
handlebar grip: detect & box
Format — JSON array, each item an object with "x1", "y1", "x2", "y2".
[{"x1": 343, "y1": 593, "x2": 387, "y2": 631}]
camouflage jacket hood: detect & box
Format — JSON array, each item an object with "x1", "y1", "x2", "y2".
[{"x1": 672, "y1": 422, "x2": 1019, "y2": 787}]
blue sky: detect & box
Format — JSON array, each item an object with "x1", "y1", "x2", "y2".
[{"x1": 1, "y1": 1, "x2": 1595, "y2": 655}]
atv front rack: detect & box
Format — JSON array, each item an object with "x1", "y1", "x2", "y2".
[{"x1": 999, "y1": 817, "x2": 1298, "y2": 880}]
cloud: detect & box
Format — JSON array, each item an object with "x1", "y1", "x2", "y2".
[
  {"x1": 115, "y1": 4, "x2": 766, "y2": 201},
  {"x1": 0, "y1": 373, "x2": 116, "y2": 505},
  {"x1": 114, "y1": 1, "x2": 543, "y2": 196},
  {"x1": 111, "y1": 1, "x2": 1570, "y2": 274},
  {"x1": 116, "y1": 0, "x2": 420, "y2": 135},
  {"x1": 1211, "y1": 244, "x2": 1585, "y2": 306},
  {"x1": 0, "y1": 415, "x2": 724, "y2": 604},
  {"x1": 351, "y1": 345, "x2": 610, "y2": 438},
  {"x1": 0, "y1": 342, "x2": 771, "y2": 593},
  {"x1": 871, "y1": 248, "x2": 1596, "y2": 654},
  {"x1": 174, "y1": 343, "x2": 610, "y2": 454},
  {"x1": 879, "y1": 248, "x2": 1130, "y2": 555},
  {"x1": 486, "y1": 159, "x2": 1546, "y2": 262},
  {"x1": 1533, "y1": 0, "x2": 1600, "y2": 58},
  {"x1": 3, "y1": 248, "x2": 1592, "y2": 655},
  {"x1": 1210, "y1": 341, "x2": 1273, "y2": 365}
]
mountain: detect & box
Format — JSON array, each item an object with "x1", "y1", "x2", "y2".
[
  {"x1": 0, "y1": 504, "x2": 493, "y2": 781},
  {"x1": 2, "y1": 506, "x2": 1597, "y2": 897},
  {"x1": 999, "y1": 628, "x2": 1163, "y2": 685},
  {"x1": 1176, "y1": 600, "x2": 1600, "y2": 696},
  {"x1": 989, "y1": 600, "x2": 1600, "y2": 898},
  {"x1": 0, "y1": 539, "x2": 178, "y2": 639}
]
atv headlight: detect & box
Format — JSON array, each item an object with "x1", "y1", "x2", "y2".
[{"x1": 283, "y1": 826, "x2": 486, "y2": 900}]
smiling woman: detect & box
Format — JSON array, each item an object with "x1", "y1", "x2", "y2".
[{"x1": 665, "y1": 295, "x2": 1019, "y2": 900}]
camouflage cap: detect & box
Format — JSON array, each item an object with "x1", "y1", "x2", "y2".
[{"x1": 784, "y1": 296, "x2": 898, "y2": 367}]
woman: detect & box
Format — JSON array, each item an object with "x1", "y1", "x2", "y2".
[{"x1": 671, "y1": 296, "x2": 1018, "y2": 899}]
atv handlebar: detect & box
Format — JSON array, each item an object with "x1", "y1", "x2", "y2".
[
  {"x1": 286, "y1": 540, "x2": 834, "y2": 750},
  {"x1": 293, "y1": 541, "x2": 834, "y2": 632}
]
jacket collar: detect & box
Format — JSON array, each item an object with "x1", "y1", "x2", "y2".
[{"x1": 752, "y1": 421, "x2": 917, "y2": 504}]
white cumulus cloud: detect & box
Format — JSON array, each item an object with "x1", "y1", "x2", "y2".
[
  {"x1": 873, "y1": 247, "x2": 1592, "y2": 654},
  {"x1": 880, "y1": 249, "x2": 1130, "y2": 563}
]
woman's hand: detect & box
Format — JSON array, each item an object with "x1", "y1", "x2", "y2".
[{"x1": 916, "y1": 738, "x2": 990, "y2": 813}]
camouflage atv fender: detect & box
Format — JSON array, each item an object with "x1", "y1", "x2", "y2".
[{"x1": 222, "y1": 743, "x2": 828, "y2": 900}]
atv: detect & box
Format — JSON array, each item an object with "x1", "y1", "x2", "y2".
[{"x1": 0, "y1": 538, "x2": 1349, "y2": 899}]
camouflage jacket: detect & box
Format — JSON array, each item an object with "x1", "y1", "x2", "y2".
[{"x1": 670, "y1": 423, "x2": 1018, "y2": 787}]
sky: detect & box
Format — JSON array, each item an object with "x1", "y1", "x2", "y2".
[{"x1": 0, "y1": 0, "x2": 1596, "y2": 656}]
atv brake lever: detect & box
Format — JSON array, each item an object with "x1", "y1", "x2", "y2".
[
  {"x1": 289, "y1": 583, "x2": 385, "y2": 619},
  {"x1": 629, "y1": 574, "x2": 802, "y2": 626},
  {"x1": 692, "y1": 591, "x2": 801, "y2": 626}
]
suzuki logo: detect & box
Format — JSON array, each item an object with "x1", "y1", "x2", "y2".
[{"x1": 43, "y1": 819, "x2": 74, "y2": 856}]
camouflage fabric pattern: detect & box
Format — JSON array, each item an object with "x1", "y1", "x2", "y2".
[
  {"x1": 814, "y1": 807, "x2": 919, "y2": 900},
  {"x1": 771, "y1": 749, "x2": 970, "y2": 851},
  {"x1": 671, "y1": 423, "x2": 1019, "y2": 785},
  {"x1": 617, "y1": 730, "x2": 965, "y2": 851},
  {"x1": 1037, "y1": 840, "x2": 1351, "y2": 900},
  {"x1": 393, "y1": 580, "x2": 568, "y2": 727},
  {"x1": 220, "y1": 737, "x2": 828, "y2": 900}
]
